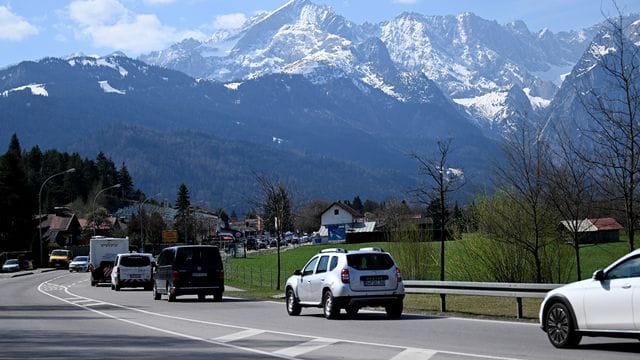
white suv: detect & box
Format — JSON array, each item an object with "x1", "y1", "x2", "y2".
[
  {"x1": 285, "y1": 248, "x2": 404, "y2": 319},
  {"x1": 111, "y1": 253, "x2": 154, "y2": 291}
]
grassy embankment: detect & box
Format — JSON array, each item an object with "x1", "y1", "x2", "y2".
[{"x1": 224, "y1": 235, "x2": 629, "y2": 320}]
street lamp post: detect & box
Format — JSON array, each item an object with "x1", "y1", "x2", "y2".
[
  {"x1": 92, "y1": 183, "x2": 121, "y2": 236},
  {"x1": 139, "y1": 193, "x2": 161, "y2": 250},
  {"x1": 38, "y1": 168, "x2": 76, "y2": 267}
]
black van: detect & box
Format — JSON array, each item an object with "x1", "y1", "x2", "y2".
[{"x1": 152, "y1": 245, "x2": 224, "y2": 302}]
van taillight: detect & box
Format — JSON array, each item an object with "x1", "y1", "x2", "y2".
[
  {"x1": 172, "y1": 270, "x2": 179, "y2": 281},
  {"x1": 219, "y1": 270, "x2": 224, "y2": 281},
  {"x1": 341, "y1": 268, "x2": 350, "y2": 283},
  {"x1": 396, "y1": 267, "x2": 402, "y2": 282}
]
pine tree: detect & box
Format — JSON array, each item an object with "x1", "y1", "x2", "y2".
[
  {"x1": 118, "y1": 162, "x2": 134, "y2": 199},
  {"x1": 351, "y1": 196, "x2": 364, "y2": 213},
  {"x1": 0, "y1": 134, "x2": 35, "y2": 251},
  {"x1": 174, "y1": 183, "x2": 193, "y2": 243}
]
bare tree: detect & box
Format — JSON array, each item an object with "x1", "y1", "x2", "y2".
[
  {"x1": 410, "y1": 138, "x2": 464, "y2": 282},
  {"x1": 576, "y1": 5, "x2": 640, "y2": 252},
  {"x1": 494, "y1": 120, "x2": 554, "y2": 283},
  {"x1": 544, "y1": 126, "x2": 596, "y2": 280},
  {"x1": 253, "y1": 175, "x2": 293, "y2": 290}
]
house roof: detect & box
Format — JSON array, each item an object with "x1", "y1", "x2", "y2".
[
  {"x1": 322, "y1": 202, "x2": 363, "y2": 219},
  {"x1": 560, "y1": 218, "x2": 623, "y2": 232},
  {"x1": 38, "y1": 213, "x2": 78, "y2": 231}
]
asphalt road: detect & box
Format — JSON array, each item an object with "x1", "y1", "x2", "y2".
[{"x1": 1, "y1": 271, "x2": 639, "y2": 359}]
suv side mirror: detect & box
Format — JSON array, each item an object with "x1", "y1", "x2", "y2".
[
  {"x1": 293, "y1": 269, "x2": 302, "y2": 276},
  {"x1": 593, "y1": 269, "x2": 605, "y2": 281}
]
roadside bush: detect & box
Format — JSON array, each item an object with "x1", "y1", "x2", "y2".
[{"x1": 385, "y1": 223, "x2": 435, "y2": 280}]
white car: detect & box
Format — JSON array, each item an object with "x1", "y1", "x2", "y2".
[
  {"x1": 540, "y1": 248, "x2": 640, "y2": 348},
  {"x1": 2, "y1": 259, "x2": 20, "y2": 272},
  {"x1": 111, "y1": 253, "x2": 154, "y2": 291},
  {"x1": 285, "y1": 247, "x2": 404, "y2": 319},
  {"x1": 69, "y1": 256, "x2": 89, "y2": 272}
]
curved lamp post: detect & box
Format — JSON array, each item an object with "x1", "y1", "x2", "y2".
[
  {"x1": 139, "y1": 193, "x2": 161, "y2": 250},
  {"x1": 38, "y1": 168, "x2": 76, "y2": 267},
  {"x1": 92, "y1": 183, "x2": 121, "y2": 236}
]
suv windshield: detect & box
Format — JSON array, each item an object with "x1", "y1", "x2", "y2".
[
  {"x1": 51, "y1": 250, "x2": 68, "y2": 256},
  {"x1": 176, "y1": 247, "x2": 220, "y2": 267},
  {"x1": 120, "y1": 256, "x2": 151, "y2": 267},
  {"x1": 347, "y1": 253, "x2": 394, "y2": 270}
]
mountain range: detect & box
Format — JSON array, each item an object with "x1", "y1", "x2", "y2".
[{"x1": 1, "y1": 0, "x2": 637, "y2": 213}]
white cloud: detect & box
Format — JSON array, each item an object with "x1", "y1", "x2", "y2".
[
  {"x1": 68, "y1": 0, "x2": 202, "y2": 55},
  {"x1": 0, "y1": 6, "x2": 38, "y2": 41},
  {"x1": 214, "y1": 13, "x2": 247, "y2": 30},
  {"x1": 69, "y1": 0, "x2": 127, "y2": 27}
]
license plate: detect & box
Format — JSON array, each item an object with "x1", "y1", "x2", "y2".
[
  {"x1": 129, "y1": 274, "x2": 141, "y2": 278},
  {"x1": 192, "y1": 272, "x2": 207, "y2": 277},
  {"x1": 364, "y1": 280, "x2": 385, "y2": 286}
]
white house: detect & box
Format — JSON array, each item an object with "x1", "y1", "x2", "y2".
[{"x1": 318, "y1": 202, "x2": 375, "y2": 242}]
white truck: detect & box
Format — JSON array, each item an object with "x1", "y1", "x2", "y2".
[{"x1": 89, "y1": 236, "x2": 129, "y2": 286}]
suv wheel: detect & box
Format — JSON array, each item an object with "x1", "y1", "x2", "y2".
[
  {"x1": 114, "y1": 283, "x2": 121, "y2": 291},
  {"x1": 153, "y1": 283, "x2": 161, "y2": 300},
  {"x1": 198, "y1": 294, "x2": 206, "y2": 301},
  {"x1": 286, "y1": 289, "x2": 301, "y2": 316},
  {"x1": 545, "y1": 302, "x2": 581, "y2": 348},
  {"x1": 213, "y1": 291, "x2": 223, "y2": 302},
  {"x1": 168, "y1": 286, "x2": 176, "y2": 302},
  {"x1": 385, "y1": 300, "x2": 403, "y2": 319},
  {"x1": 323, "y1": 290, "x2": 338, "y2": 319}
]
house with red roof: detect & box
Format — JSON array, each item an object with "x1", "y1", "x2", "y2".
[{"x1": 559, "y1": 218, "x2": 623, "y2": 244}]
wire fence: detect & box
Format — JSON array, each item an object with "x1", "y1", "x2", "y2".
[{"x1": 224, "y1": 261, "x2": 297, "y2": 290}]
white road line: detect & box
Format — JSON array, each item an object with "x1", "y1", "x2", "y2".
[
  {"x1": 71, "y1": 299, "x2": 95, "y2": 304},
  {"x1": 37, "y1": 281, "x2": 296, "y2": 360},
  {"x1": 390, "y1": 348, "x2": 438, "y2": 360},
  {"x1": 38, "y1": 277, "x2": 525, "y2": 360},
  {"x1": 84, "y1": 302, "x2": 107, "y2": 307},
  {"x1": 273, "y1": 337, "x2": 338, "y2": 357},
  {"x1": 215, "y1": 329, "x2": 265, "y2": 343}
]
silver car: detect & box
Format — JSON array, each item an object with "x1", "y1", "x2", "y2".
[
  {"x1": 2, "y1": 259, "x2": 20, "y2": 272},
  {"x1": 69, "y1": 256, "x2": 89, "y2": 272},
  {"x1": 285, "y1": 247, "x2": 404, "y2": 319}
]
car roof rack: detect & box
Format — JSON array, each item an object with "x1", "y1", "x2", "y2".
[
  {"x1": 320, "y1": 248, "x2": 348, "y2": 254},
  {"x1": 359, "y1": 247, "x2": 385, "y2": 252}
]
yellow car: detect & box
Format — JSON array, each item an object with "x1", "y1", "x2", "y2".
[{"x1": 49, "y1": 249, "x2": 73, "y2": 269}]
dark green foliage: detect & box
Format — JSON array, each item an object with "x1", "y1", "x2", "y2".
[
  {"x1": 0, "y1": 134, "x2": 35, "y2": 251},
  {"x1": 174, "y1": 183, "x2": 193, "y2": 242},
  {"x1": 351, "y1": 196, "x2": 364, "y2": 213},
  {"x1": 118, "y1": 162, "x2": 134, "y2": 200}
]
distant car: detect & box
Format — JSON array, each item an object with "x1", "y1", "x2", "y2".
[
  {"x1": 285, "y1": 247, "x2": 404, "y2": 319},
  {"x1": 258, "y1": 240, "x2": 267, "y2": 250},
  {"x1": 2, "y1": 259, "x2": 20, "y2": 272},
  {"x1": 111, "y1": 253, "x2": 154, "y2": 291},
  {"x1": 69, "y1": 256, "x2": 89, "y2": 272},
  {"x1": 540, "y1": 248, "x2": 640, "y2": 348},
  {"x1": 245, "y1": 237, "x2": 257, "y2": 250},
  {"x1": 49, "y1": 249, "x2": 73, "y2": 269}
]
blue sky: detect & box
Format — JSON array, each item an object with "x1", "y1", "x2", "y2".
[{"x1": 1, "y1": 0, "x2": 639, "y2": 69}]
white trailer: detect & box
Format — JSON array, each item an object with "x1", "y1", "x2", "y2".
[{"x1": 89, "y1": 236, "x2": 129, "y2": 286}]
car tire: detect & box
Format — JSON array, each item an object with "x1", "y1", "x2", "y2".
[
  {"x1": 114, "y1": 283, "x2": 121, "y2": 291},
  {"x1": 385, "y1": 300, "x2": 403, "y2": 319},
  {"x1": 111, "y1": 284, "x2": 115, "y2": 290},
  {"x1": 198, "y1": 294, "x2": 206, "y2": 301},
  {"x1": 286, "y1": 289, "x2": 301, "y2": 316},
  {"x1": 153, "y1": 283, "x2": 161, "y2": 300},
  {"x1": 545, "y1": 302, "x2": 582, "y2": 348},
  {"x1": 345, "y1": 305, "x2": 359, "y2": 318},
  {"x1": 168, "y1": 286, "x2": 176, "y2": 302},
  {"x1": 323, "y1": 290, "x2": 338, "y2": 319},
  {"x1": 213, "y1": 291, "x2": 223, "y2": 302}
]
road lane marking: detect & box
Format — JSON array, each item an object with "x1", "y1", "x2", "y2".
[
  {"x1": 215, "y1": 329, "x2": 265, "y2": 343},
  {"x1": 273, "y1": 337, "x2": 338, "y2": 357},
  {"x1": 390, "y1": 348, "x2": 437, "y2": 360},
  {"x1": 37, "y1": 280, "x2": 297, "y2": 359},
  {"x1": 38, "y1": 277, "x2": 526, "y2": 360},
  {"x1": 84, "y1": 302, "x2": 107, "y2": 307}
]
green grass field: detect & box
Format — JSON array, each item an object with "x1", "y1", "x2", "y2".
[{"x1": 223, "y1": 235, "x2": 631, "y2": 319}]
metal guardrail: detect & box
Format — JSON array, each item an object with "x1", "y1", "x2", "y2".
[{"x1": 403, "y1": 280, "x2": 563, "y2": 319}]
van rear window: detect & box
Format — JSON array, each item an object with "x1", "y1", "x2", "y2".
[
  {"x1": 176, "y1": 247, "x2": 220, "y2": 267},
  {"x1": 120, "y1": 256, "x2": 150, "y2": 267},
  {"x1": 347, "y1": 253, "x2": 394, "y2": 270}
]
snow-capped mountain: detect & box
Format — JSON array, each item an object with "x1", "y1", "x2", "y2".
[{"x1": 140, "y1": 0, "x2": 603, "y2": 138}]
